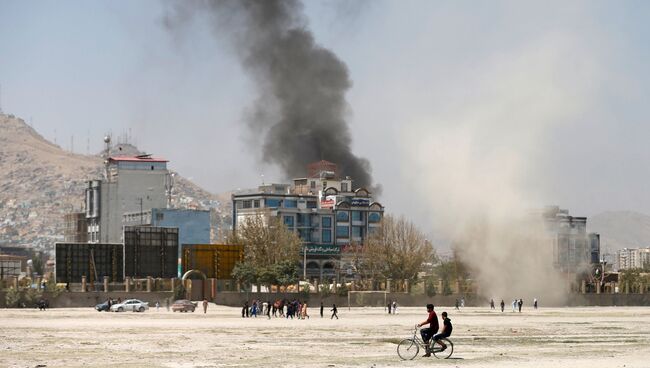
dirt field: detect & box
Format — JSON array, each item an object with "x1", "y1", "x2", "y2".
[{"x1": 1, "y1": 305, "x2": 649, "y2": 367}]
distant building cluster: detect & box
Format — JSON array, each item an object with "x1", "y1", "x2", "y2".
[
  {"x1": 539, "y1": 206, "x2": 601, "y2": 273},
  {"x1": 60, "y1": 151, "x2": 215, "y2": 280},
  {"x1": 617, "y1": 247, "x2": 650, "y2": 270},
  {"x1": 232, "y1": 160, "x2": 384, "y2": 281}
]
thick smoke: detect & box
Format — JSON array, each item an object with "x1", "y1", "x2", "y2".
[{"x1": 164, "y1": 0, "x2": 375, "y2": 190}]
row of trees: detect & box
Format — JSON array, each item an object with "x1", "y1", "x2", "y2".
[
  {"x1": 228, "y1": 216, "x2": 302, "y2": 290},
  {"x1": 229, "y1": 214, "x2": 449, "y2": 290}
]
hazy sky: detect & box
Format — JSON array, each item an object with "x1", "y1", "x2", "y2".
[{"x1": 1, "y1": 0, "x2": 649, "y2": 245}]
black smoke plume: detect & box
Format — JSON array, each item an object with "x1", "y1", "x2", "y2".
[{"x1": 164, "y1": 0, "x2": 376, "y2": 191}]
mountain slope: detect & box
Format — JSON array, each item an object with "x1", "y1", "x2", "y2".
[
  {"x1": 0, "y1": 113, "x2": 225, "y2": 253},
  {"x1": 588, "y1": 211, "x2": 650, "y2": 255}
]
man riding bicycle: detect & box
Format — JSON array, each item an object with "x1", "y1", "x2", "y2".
[
  {"x1": 432, "y1": 311, "x2": 453, "y2": 352},
  {"x1": 416, "y1": 304, "x2": 439, "y2": 357}
]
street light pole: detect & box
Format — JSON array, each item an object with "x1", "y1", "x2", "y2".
[{"x1": 303, "y1": 246, "x2": 307, "y2": 281}]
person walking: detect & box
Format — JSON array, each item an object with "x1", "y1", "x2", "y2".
[
  {"x1": 500, "y1": 299, "x2": 505, "y2": 312},
  {"x1": 331, "y1": 304, "x2": 338, "y2": 319},
  {"x1": 155, "y1": 301, "x2": 160, "y2": 312},
  {"x1": 387, "y1": 300, "x2": 392, "y2": 314},
  {"x1": 266, "y1": 300, "x2": 272, "y2": 319},
  {"x1": 518, "y1": 298, "x2": 523, "y2": 313},
  {"x1": 301, "y1": 302, "x2": 309, "y2": 319},
  {"x1": 242, "y1": 301, "x2": 249, "y2": 318},
  {"x1": 533, "y1": 298, "x2": 538, "y2": 309},
  {"x1": 490, "y1": 299, "x2": 495, "y2": 309},
  {"x1": 320, "y1": 301, "x2": 324, "y2": 318},
  {"x1": 393, "y1": 301, "x2": 398, "y2": 314},
  {"x1": 202, "y1": 298, "x2": 208, "y2": 314},
  {"x1": 165, "y1": 298, "x2": 170, "y2": 312},
  {"x1": 512, "y1": 299, "x2": 517, "y2": 312},
  {"x1": 455, "y1": 299, "x2": 460, "y2": 310}
]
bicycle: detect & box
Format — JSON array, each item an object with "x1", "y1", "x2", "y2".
[{"x1": 397, "y1": 326, "x2": 454, "y2": 360}]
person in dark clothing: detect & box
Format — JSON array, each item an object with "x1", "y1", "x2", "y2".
[
  {"x1": 331, "y1": 304, "x2": 338, "y2": 319},
  {"x1": 387, "y1": 300, "x2": 392, "y2": 314},
  {"x1": 432, "y1": 312, "x2": 453, "y2": 352},
  {"x1": 242, "y1": 301, "x2": 249, "y2": 318},
  {"x1": 417, "y1": 304, "x2": 439, "y2": 357},
  {"x1": 518, "y1": 298, "x2": 523, "y2": 313},
  {"x1": 490, "y1": 299, "x2": 495, "y2": 309},
  {"x1": 500, "y1": 299, "x2": 505, "y2": 312},
  {"x1": 320, "y1": 301, "x2": 324, "y2": 318},
  {"x1": 266, "y1": 300, "x2": 272, "y2": 319},
  {"x1": 454, "y1": 299, "x2": 459, "y2": 310}
]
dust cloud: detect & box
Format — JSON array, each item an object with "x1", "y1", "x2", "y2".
[{"x1": 400, "y1": 34, "x2": 603, "y2": 305}]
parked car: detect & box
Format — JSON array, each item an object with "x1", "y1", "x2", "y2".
[
  {"x1": 110, "y1": 299, "x2": 149, "y2": 312},
  {"x1": 95, "y1": 301, "x2": 111, "y2": 312},
  {"x1": 172, "y1": 299, "x2": 197, "y2": 312}
]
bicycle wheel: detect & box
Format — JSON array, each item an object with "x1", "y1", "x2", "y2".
[
  {"x1": 432, "y1": 338, "x2": 453, "y2": 359},
  {"x1": 397, "y1": 339, "x2": 420, "y2": 360}
]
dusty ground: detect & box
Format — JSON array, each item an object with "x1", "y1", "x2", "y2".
[{"x1": 1, "y1": 305, "x2": 649, "y2": 368}]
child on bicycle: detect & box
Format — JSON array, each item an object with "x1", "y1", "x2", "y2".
[{"x1": 432, "y1": 312, "x2": 453, "y2": 352}]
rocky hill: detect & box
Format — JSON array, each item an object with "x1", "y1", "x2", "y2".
[
  {"x1": 0, "y1": 113, "x2": 230, "y2": 255},
  {"x1": 588, "y1": 211, "x2": 650, "y2": 255}
]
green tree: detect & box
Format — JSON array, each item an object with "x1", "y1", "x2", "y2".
[
  {"x1": 425, "y1": 276, "x2": 437, "y2": 297},
  {"x1": 229, "y1": 216, "x2": 302, "y2": 288},
  {"x1": 231, "y1": 262, "x2": 257, "y2": 290}
]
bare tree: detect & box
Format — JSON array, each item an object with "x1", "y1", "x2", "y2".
[{"x1": 362, "y1": 215, "x2": 437, "y2": 284}]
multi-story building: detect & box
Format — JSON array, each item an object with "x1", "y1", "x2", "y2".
[
  {"x1": 540, "y1": 206, "x2": 600, "y2": 274},
  {"x1": 232, "y1": 160, "x2": 384, "y2": 281},
  {"x1": 617, "y1": 247, "x2": 650, "y2": 270},
  {"x1": 86, "y1": 155, "x2": 169, "y2": 243}
]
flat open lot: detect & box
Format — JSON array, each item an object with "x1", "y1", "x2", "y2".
[{"x1": 1, "y1": 305, "x2": 649, "y2": 367}]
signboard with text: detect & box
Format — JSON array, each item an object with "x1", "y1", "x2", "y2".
[{"x1": 302, "y1": 244, "x2": 340, "y2": 255}]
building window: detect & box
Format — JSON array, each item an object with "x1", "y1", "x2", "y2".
[
  {"x1": 322, "y1": 217, "x2": 332, "y2": 228},
  {"x1": 243, "y1": 200, "x2": 252, "y2": 209},
  {"x1": 297, "y1": 213, "x2": 311, "y2": 227},
  {"x1": 352, "y1": 211, "x2": 363, "y2": 222},
  {"x1": 253, "y1": 200, "x2": 260, "y2": 208},
  {"x1": 368, "y1": 212, "x2": 381, "y2": 223},
  {"x1": 310, "y1": 181, "x2": 316, "y2": 189},
  {"x1": 283, "y1": 216, "x2": 294, "y2": 228},
  {"x1": 307, "y1": 201, "x2": 317, "y2": 208},
  {"x1": 341, "y1": 182, "x2": 348, "y2": 192},
  {"x1": 299, "y1": 229, "x2": 311, "y2": 242},
  {"x1": 336, "y1": 225, "x2": 349, "y2": 238},
  {"x1": 322, "y1": 229, "x2": 332, "y2": 243},
  {"x1": 265, "y1": 198, "x2": 280, "y2": 208},
  {"x1": 352, "y1": 226, "x2": 363, "y2": 238},
  {"x1": 336, "y1": 211, "x2": 349, "y2": 222},
  {"x1": 284, "y1": 199, "x2": 297, "y2": 208}
]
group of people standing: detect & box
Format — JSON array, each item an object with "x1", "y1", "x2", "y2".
[
  {"x1": 488, "y1": 298, "x2": 538, "y2": 312},
  {"x1": 242, "y1": 299, "x2": 339, "y2": 319}
]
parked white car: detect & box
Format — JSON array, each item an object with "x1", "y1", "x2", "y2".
[{"x1": 110, "y1": 299, "x2": 149, "y2": 312}]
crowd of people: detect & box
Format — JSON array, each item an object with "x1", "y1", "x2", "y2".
[
  {"x1": 241, "y1": 299, "x2": 339, "y2": 319},
  {"x1": 487, "y1": 297, "x2": 539, "y2": 312}
]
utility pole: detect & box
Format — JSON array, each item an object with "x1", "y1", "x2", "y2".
[{"x1": 303, "y1": 246, "x2": 307, "y2": 280}]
